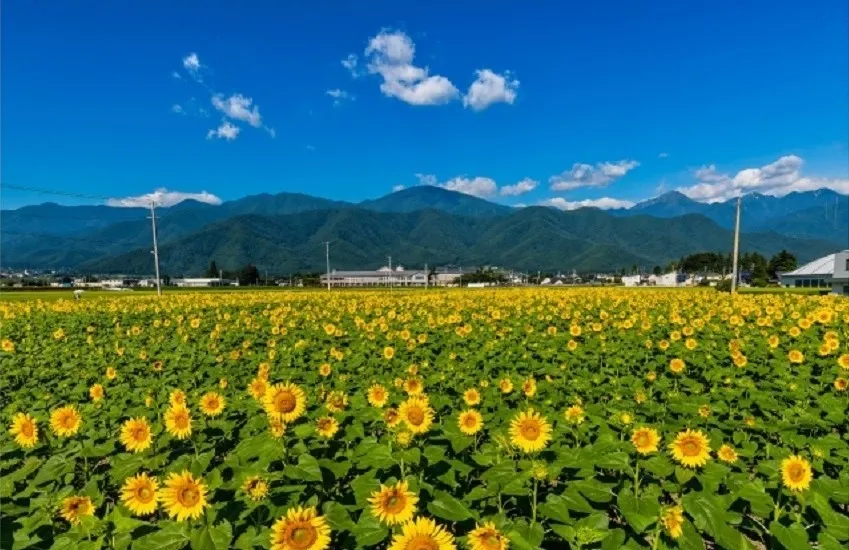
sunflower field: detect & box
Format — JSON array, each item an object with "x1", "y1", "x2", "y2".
[{"x1": 1, "y1": 288, "x2": 848, "y2": 550}]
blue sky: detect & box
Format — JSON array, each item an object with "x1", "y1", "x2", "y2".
[{"x1": 2, "y1": 0, "x2": 848, "y2": 210}]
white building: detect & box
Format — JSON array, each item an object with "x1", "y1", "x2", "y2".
[
  {"x1": 171, "y1": 278, "x2": 237, "y2": 287},
  {"x1": 621, "y1": 275, "x2": 641, "y2": 287},
  {"x1": 321, "y1": 266, "x2": 429, "y2": 287},
  {"x1": 780, "y1": 251, "x2": 849, "y2": 295}
]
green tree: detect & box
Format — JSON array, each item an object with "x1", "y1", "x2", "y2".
[
  {"x1": 205, "y1": 260, "x2": 219, "y2": 278},
  {"x1": 768, "y1": 250, "x2": 797, "y2": 279},
  {"x1": 238, "y1": 264, "x2": 260, "y2": 286},
  {"x1": 652, "y1": 265, "x2": 662, "y2": 276}
]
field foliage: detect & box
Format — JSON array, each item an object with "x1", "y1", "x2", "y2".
[{"x1": 1, "y1": 289, "x2": 848, "y2": 550}]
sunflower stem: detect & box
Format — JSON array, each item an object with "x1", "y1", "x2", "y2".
[
  {"x1": 634, "y1": 461, "x2": 640, "y2": 498},
  {"x1": 531, "y1": 476, "x2": 538, "y2": 525}
]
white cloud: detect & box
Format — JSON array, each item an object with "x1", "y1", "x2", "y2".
[
  {"x1": 107, "y1": 188, "x2": 222, "y2": 208},
  {"x1": 415, "y1": 173, "x2": 439, "y2": 186},
  {"x1": 182, "y1": 53, "x2": 203, "y2": 81},
  {"x1": 171, "y1": 104, "x2": 184, "y2": 114},
  {"x1": 326, "y1": 89, "x2": 354, "y2": 106},
  {"x1": 392, "y1": 184, "x2": 406, "y2": 192},
  {"x1": 500, "y1": 177, "x2": 538, "y2": 196},
  {"x1": 658, "y1": 152, "x2": 669, "y2": 159},
  {"x1": 440, "y1": 176, "x2": 498, "y2": 197},
  {"x1": 676, "y1": 155, "x2": 849, "y2": 202},
  {"x1": 365, "y1": 30, "x2": 459, "y2": 106},
  {"x1": 464, "y1": 69, "x2": 519, "y2": 111},
  {"x1": 171, "y1": 71, "x2": 182, "y2": 80},
  {"x1": 306, "y1": 144, "x2": 316, "y2": 151},
  {"x1": 206, "y1": 121, "x2": 240, "y2": 141},
  {"x1": 342, "y1": 54, "x2": 359, "y2": 77},
  {"x1": 540, "y1": 197, "x2": 636, "y2": 210},
  {"x1": 211, "y1": 93, "x2": 262, "y2": 127},
  {"x1": 549, "y1": 160, "x2": 640, "y2": 191}
]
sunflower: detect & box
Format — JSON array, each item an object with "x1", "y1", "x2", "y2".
[
  {"x1": 169, "y1": 389, "x2": 187, "y2": 407},
  {"x1": 9, "y1": 413, "x2": 38, "y2": 448},
  {"x1": 383, "y1": 346, "x2": 395, "y2": 360},
  {"x1": 248, "y1": 377, "x2": 268, "y2": 400},
  {"x1": 631, "y1": 427, "x2": 660, "y2": 455},
  {"x1": 264, "y1": 383, "x2": 307, "y2": 423},
  {"x1": 89, "y1": 384, "x2": 105, "y2": 402},
  {"x1": 120, "y1": 417, "x2": 153, "y2": 453},
  {"x1": 839, "y1": 353, "x2": 849, "y2": 370},
  {"x1": 318, "y1": 363, "x2": 332, "y2": 377},
  {"x1": 384, "y1": 407, "x2": 401, "y2": 428},
  {"x1": 398, "y1": 396, "x2": 434, "y2": 434},
  {"x1": 788, "y1": 349, "x2": 804, "y2": 364},
  {"x1": 717, "y1": 444, "x2": 738, "y2": 464},
  {"x1": 270, "y1": 506, "x2": 331, "y2": 550},
  {"x1": 522, "y1": 377, "x2": 537, "y2": 397},
  {"x1": 50, "y1": 406, "x2": 82, "y2": 437},
  {"x1": 369, "y1": 481, "x2": 418, "y2": 526},
  {"x1": 660, "y1": 506, "x2": 684, "y2": 539},
  {"x1": 161, "y1": 471, "x2": 208, "y2": 521},
  {"x1": 458, "y1": 409, "x2": 483, "y2": 435},
  {"x1": 242, "y1": 475, "x2": 269, "y2": 502},
  {"x1": 325, "y1": 391, "x2": 348, "y2": 413},
  {"x1": 564, "y1": 405, "x2": 585, "y2": 425},
  {"x1": 388, "y1": 517, "x2": 455, "y2": 550},
  {"x1": 669, "y1": 429, "x2": 711, "y2": 468},
  {"x1": 698, "y1": 405, "x2": 711, "y2": 419},
  {"x1": 620, "y1": 412, "x2": 633, "y2": 425},
  {"x1": 316, "y1": 416, "x2": 339, "y2": 439},
  {"x1": 367, "y1": 384, "x2": 389, "y2": 407},
  {"x1": 781, "y1": 455, "x2": 813, "y2": 492},
  {"x1": 404, "y1": 378, "x2": 424, "y2": 396},
  {"x1": 1, "y1": 338, "x2": 14, "y2": 353},
  {"x1": 121, "y1": 473, "x2": 159, "y2": 516},
  {"x1": 499, "y1": 379, "x2": 513, "y2": 394},
  {"x1": 463, "y1": 388, "x2": 481, "y2": 406},
  {"x1": 467, "y1": 521, "x2": 508, "y2": 550},
  {"x1": 199, "y1": 392, "x2": 225, "y2": 417},
  {"x1": 269, "y1": 417, "x2": 287, "y2": 438},
  {"x1": 509, "y1": 409, "x2": 552, "y2": 453},
  {"x1": 59, "y1": 496, "x2": 94, "y2": 525},
  {"x1": 164, "y1": 405, "x2": 192, "y2": 439},
  {"x1": 834, "y1": 378, "x2": 848, "y2": 392},
  {"x1": 669, "y1": 358, "x2": 685, "y2": 374},
  {"x1": 395, "y1": 430, "x2": 413, "y2": 447}
]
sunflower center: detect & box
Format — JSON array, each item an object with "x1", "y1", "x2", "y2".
[
  {"x1": 137, "y1": 486, "x2": 153, "y2": 502},
  {"x1": 404, "y1": 534, "x2": 440, "y2": 550},
  {"x1": 681, "y1": 438, "x2": 700, "y2": 456},
  {"x1": 275, "y1": 392, "x2": 297, "y2": 413},
  {"x1": 464, "y1": 416, "x2": 477, "y2": 428},
  {"x1": 178, "y1": 486, "x2": 199, "y2": 506},
  {"x1": 175, "y1": 414, "x2": 188, "y2": 429},
  {"x1": 519, "y1": 420, "x2": 540, "y2": 440},
  {"x1": 383, "y1": 491, "x2": 407, "y2": 514},
  {"x1": 133, "y1": 427, "x2": 147, "y2": 441},
  {"x1": 21, "y1": 423, "x2": 34, "y2": 437},
  {"x1": 635, "y1": 433, "x2": 649, "y2": 447},
  {"x1": 63, "y1": 415, "x2": 76, "y2": 428},
  {"x1": 480, "y1": 532, "x2": 502, "y2": 549},
  {"x1": 318, "y1": 420, "x2": 331, "y2": 430},
  {"x1": 285, "y1": 524, "x2": 318, "y2": 549},
  {"x1": 788, "y1": 464, "x2": 805, "y2": 481},
  {"x1": 406, "y1": 407, "x2": 425, "y2": 426}
]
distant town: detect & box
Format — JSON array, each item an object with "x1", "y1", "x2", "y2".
[{"x1": 3, "y1": 249, "x2": 847, "y2": 295}]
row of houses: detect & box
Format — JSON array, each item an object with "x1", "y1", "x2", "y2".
[
  {"x1": 779, "y1": 250, "x2": 849, "y2": 295},
  {"x1": 320, "y1": 266, "x2": 466, "y2": 287}
]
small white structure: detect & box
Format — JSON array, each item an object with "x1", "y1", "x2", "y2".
[
  {"x1": 780, "y1": 250, "x2": 849, "y2": 295},
  {"x1": 321, "y1": 266, "x2": 428, "y2": 287},
  {"x1": 171, "y1": 278, "x2": 236, "y2": 287},
  {"x1": 621, "y1": 275, "x2": 641, "y2": 287}
]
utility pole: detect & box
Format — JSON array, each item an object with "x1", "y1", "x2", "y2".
[
  {"x1": 387, "y1": 255, "x2": 392, "y2": 290},
  {"x1": 730, "y1": 196, "x2": 741, "y2": 294},
  {"x1": 148, "y1": 201, "x2": 162, "y2": 297},
  {"x1": 323, "y1": 242, "x2": 331, "y2": 291},
  {"x1": 424, "y1": 263, "x2": 428, "y2": 289}
]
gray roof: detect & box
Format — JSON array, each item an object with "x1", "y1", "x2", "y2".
[
  {"x1": 784, "y1": 250, "x2": 848, "y2": 277},
  {"x1": 323, "y1": 270, "x2": 425, "y2": 278}
]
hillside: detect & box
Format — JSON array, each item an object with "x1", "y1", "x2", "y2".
[{"x1": 77, "y1": 206, "x2": 836, "y2": 275}]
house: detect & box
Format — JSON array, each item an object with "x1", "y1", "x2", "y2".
[
  {"x1": 780, "y1": 250, "x2": 849, "y2": 295},
  {"x1": 648, "y1": 272, "x2": 688, "y2": 287},
  {"x1": 171, "y1": 278, "x2": 237, "y2": 287},
  {"x1": 621, "y1": 275, "x2": 641, "y2": 287},
  {"x1": 320, "y1": 266, "x2": 429, "y2": 287}
]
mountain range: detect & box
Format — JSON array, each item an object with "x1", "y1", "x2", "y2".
[{"x1": 1, "y1": 186, "x2": 846, "y2": 275}]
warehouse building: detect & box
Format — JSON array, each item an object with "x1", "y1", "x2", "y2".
[{"x1": 780, "y1": 250, "x2": 849, "y2": 295}]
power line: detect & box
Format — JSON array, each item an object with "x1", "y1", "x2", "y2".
[{"x1": 1, "y1": 182, "x2": 112, "y2": 201}]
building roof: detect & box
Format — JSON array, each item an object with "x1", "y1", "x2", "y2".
[{"x1": 784, "y1": 250, "x2": 848, "y2": 277}]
